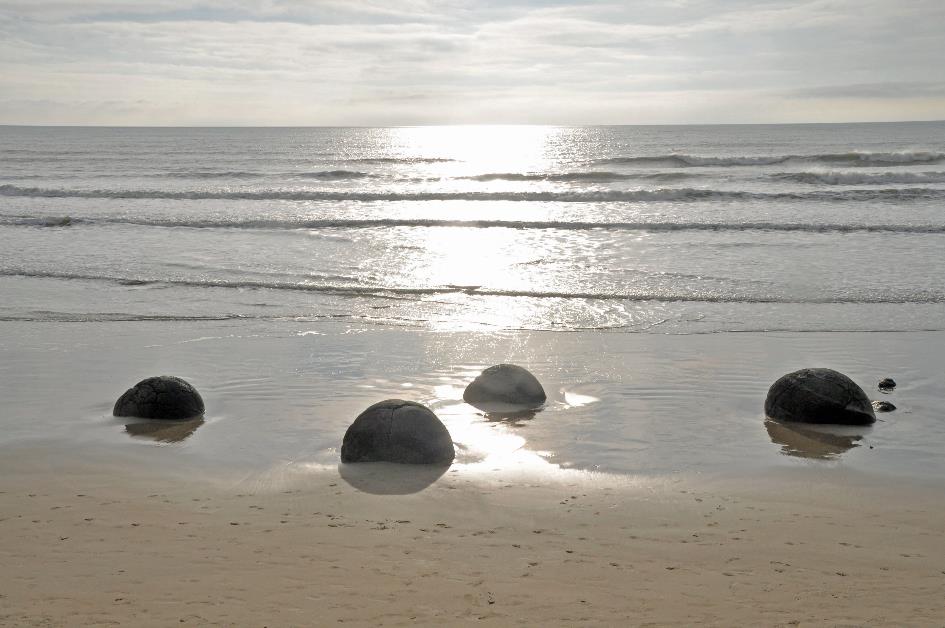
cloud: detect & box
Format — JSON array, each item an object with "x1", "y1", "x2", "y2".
[
  {"x1": 0, "y1": 0, "x2": 943, "y2": 124},
  {"x1": 792, "y1": 82, "x2": 945, "y2": 100}
]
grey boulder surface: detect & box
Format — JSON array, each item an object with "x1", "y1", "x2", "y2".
[
  {"x1": 341, "y1": 400, "x2": 455, "y2": 465},
  {"x1": 113, "y1": 375, "x2": 205, "y2": 420},
  {"x1": 463, "y1": 364, "x2": 547, "y2": 411},
  {"x1": 765, "y1": 368, "x2": 875, "y2": 425}
]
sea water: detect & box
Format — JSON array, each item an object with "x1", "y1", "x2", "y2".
[{"x1": 1, "y1": 123, "x2": 944, "y2": 479}]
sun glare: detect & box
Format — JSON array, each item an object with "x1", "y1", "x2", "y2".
[{"x1": 390, "y1": 125, "x2": 561, "y2": 173}]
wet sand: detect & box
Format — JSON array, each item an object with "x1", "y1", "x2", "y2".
[
  {"x1": 1, "y1": 443, "x2": 944, "y2": 627},
  {"x1": 2, "y1": 320, "x2": 944, "y2": 478}
]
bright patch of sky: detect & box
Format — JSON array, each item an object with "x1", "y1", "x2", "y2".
[{"x1": 1, "y1": 0, "x2": 943, "y2": 125}]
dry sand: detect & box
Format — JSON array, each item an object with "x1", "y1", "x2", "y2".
[{"x1": 1, "y1": 445, "x2": 944, "y2": 627}]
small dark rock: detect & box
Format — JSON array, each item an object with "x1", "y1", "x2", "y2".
[
  {"x1": 341, "y1": 400, "x2": 454, "y2": 465},
  {"x1": 463, "y1": 364, "x2": 546, "y2": 411},
  {"x1": 878, "y1": 378, "x2": 896, "y2": 391},
  {"x1": 113, "y1": 376, "x2": 204, "y2": 420},
  {"x1": 872, "y1": 400, "x2": 896, "y2": 412},
  {"x1": 764, "y1": 368, "x2": 875, "y2": 425}
]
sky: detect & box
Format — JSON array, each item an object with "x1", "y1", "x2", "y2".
[{"x1": 1, "y1": 0, "x2": 944, "y2": 126}]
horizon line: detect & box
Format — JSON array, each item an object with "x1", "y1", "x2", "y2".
[{"x1": 2, "y1": 119, "x2": 944, "y2": 130}]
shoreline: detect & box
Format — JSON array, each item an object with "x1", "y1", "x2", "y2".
[{"x1": 2, "y1": 320, "x2": 944, "y2": 479}]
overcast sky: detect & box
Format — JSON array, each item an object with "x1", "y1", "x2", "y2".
[{"x1": 1, "y1": 0, "x2": 943, "y2": 125}]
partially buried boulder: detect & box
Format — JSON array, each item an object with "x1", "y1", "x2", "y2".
[
  {"x1": 765, "y1": 368, "x2": 875, "y2": 425},
  {"x1": 872, "y1": 400, "x2": 896, "y2": 412},
  {"x1": 463, "y1": 364, "x2": 546, "y2": 411},
  {"x1": 113, "y1": 376, "x2": 205, "y2": 420},
  {"x1": 341, "y1": 400, "x2": 454, "y2": 465}
]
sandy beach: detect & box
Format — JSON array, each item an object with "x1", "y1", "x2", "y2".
[
  {"x1": 2, "y1": 442, "x2": 944, "y2": 627},
  {"x1": 2, "y1": 320, "x2": 945, "y2": 625}
]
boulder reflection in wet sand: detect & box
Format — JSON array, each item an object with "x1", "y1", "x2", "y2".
[
  {"x1": 124, "y1": 417, "x2": 205, "y2": 443},
  {"x1": 338, "y1": 461, "x2": 449, "y2": 495},
  {"x1": 480, "y1": 407, "x2": 539, "y2": 427},
  {"x1": 764, "y1": 418, "x2": 866, "y2": 459}
]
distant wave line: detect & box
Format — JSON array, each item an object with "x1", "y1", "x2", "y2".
[
  {"x1": 2, "y1": 270, "x2": 942, "y2": 304},
  {"x1": 4, "y1": 214, "x2": 945, "y2": 234},
  {"x1": 594, "y1": 150, "x2": 945, "y2": 167},
  {"x1": 2, "y1": 184, "x2": 942, "y2": 203},
  {"x1": 154, "y1": 169, "x2": 376, "y2": 180},
  {"x1": 0, "y1": 311, "x2": 254, "y2": 322},
  {"x1": 772, "y1": 171, "x2": 945, "y2": 185},
  {"x1": 2, "y1": 170, "x2": 697, "y2": 183},
  {"x1": 341, "y1": 157, "x2": 456, "y2": 164},
  {"x1": 459, "y1": 171, "x2": 698, "y2": 182}
]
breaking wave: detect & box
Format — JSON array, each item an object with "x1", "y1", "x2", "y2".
[{"x1": 2, "y1": 184, "x2": 942, "y2": 203}]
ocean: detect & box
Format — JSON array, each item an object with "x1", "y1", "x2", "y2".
[{"x1": 1, "y1": 122, "x2": 944, "y2": 480}]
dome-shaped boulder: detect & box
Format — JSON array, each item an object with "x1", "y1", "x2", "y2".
[
  {"x1": 463, "y1": 364, "x2": 546, "y2": 411},
  {"x1": 341, "y1": 400, "x2": 454, "y2": 465},
  {"x1": 113, "y1": 376, "x2": 205, "y2": 420},
  {"x1": 764, "y1": 368, "x2": 875, "y2": 425}
]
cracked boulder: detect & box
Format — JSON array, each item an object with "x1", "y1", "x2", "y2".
[
  {"x1": 341, "y1": 400, "x2": 454, "y2": 464},
  {"x1": 765, "y1": 368, "x2": 875, "y2": 425},
  {"x1": 463, "y1": 364, "x2": 546, "y2": 412},
  {"x1": 113, "y1": 376, "x2": 205, "y2": 420}
]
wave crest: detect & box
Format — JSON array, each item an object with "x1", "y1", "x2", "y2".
[
  {"x1": 461, "y1": 171, "x2": 697, "y2": 182},
  {"x1": 2, "y1": 269, "x2": 941, "y2": 305},
  {"x1": 2, "y1": 184, "x2": 941, "y2": 203},
  {"x1": 773, "y1": 171, "x2": 945, "y2": 185},
  {"x1": 341, "y1": 157, "x2": 455, "y2": 164},
  {"x1": 594, "y1": 150, "x2": 945, "y2": 167},
  {"x1": 3, "y1": 213, "x2": 944, "y2": 234}
]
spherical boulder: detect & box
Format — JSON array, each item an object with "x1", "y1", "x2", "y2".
[
  {"x1": 872, "y1": 400, "x2": 896, "y2": 412},
  {"x1": 341, "y1": 400, "x2": 454, "y2": 465},
  {"x1": 113, "y1": 376, "x2": 205, "y2": 420},
  {"x1": 878, "y1": 378, "x2": 896, "y2": 391},
  {"x1": 463, "y1": 364, "x2": 546, "y2": 411},
  {"x1": 764, "y1": 368, "x2": 875, "y2": 425}
]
